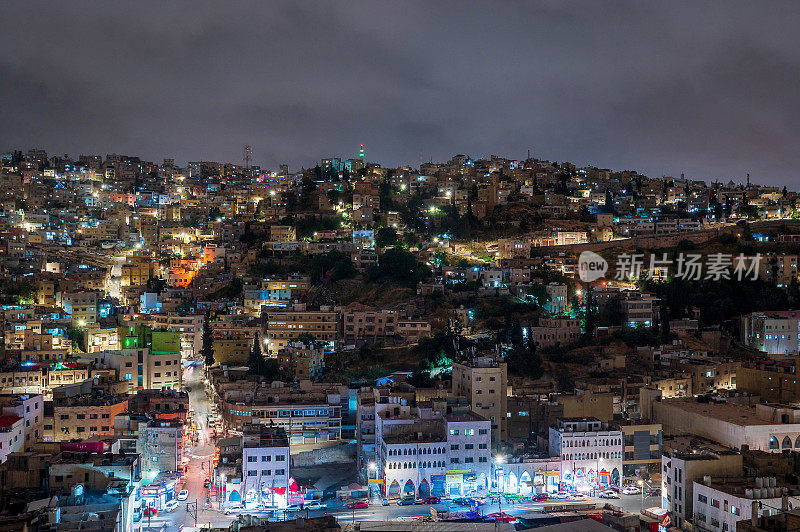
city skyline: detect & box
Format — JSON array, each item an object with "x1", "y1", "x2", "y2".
[{"x1": 3, "y1": 1, "x2": 800, "y2": 185}]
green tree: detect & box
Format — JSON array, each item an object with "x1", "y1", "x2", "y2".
[
  {"x1": 66, "y1": 326, "x2": 86, "y2": 352},
  {"x1": 506, "y1": 336, "x2": 543, "y2": 380},
  {"x1": 311, "y1": 251, "x2": 356, "y2": 282},
  {"x1": 296, "y1": 332, "x2": 320, "y2": 349},
  {"x1": 368, "y1": 248, "x2": 430, "y2": 287},
  {"x1": 202, "y1": 315, "x2": 214, "y2": 365},
  {"x1": 375, "y1": 227, "x2": 398, "y2": 248},
  {"x1": 248, "y1": 332, "x2": 265, "y2": 374},
  {"x1": 146, "y1": 277, "x2": 167, "y2": 293},
  {"x1": 525, "y1": 284, "x2": 551, "y2": 309},
  {"x1": 598, "y1": 295, "x2": 623, "y2": 327}
]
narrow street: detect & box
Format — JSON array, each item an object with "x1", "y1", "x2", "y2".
[{"x1": 138, "y1": 364, "x2": 233, "y2": 530}]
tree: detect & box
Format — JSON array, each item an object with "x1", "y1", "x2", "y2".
[
  {"x1": 296, "y1": 332, "x2": 320, "y2": 349},
  {"x1": 248, "y1": 332, "x2": 265, "y2": 373},
  {"x1": 598, "y1": 295, "x2": 623, "y2": 327},
  {"x1": 202, "y1": 315, "x2": 214, "y2": 366},
  {"x1": 66, "y1": 326, "x2": 86, "y2": 352},
  {"x1": 145, "y1": 276, "x2": 167, "y2": 293},
  {"x1": 245, "y1": 332, "x2": 281, "y2": 379},
  {"x1": 375, "y1": 227, "x2": 398, "y2": 248},
  {"x1": 368, "y1": 248, "x2": 431, "y2": 287},
  {"x1": 506, "y1": 336, "x2": 543, "y2": 380},
  {"x1": 311, "y1": 251, "x2": 356, "y2": 282},
  {"x1": 525, "y1": 284, "x2": 551, "y2": 309}
]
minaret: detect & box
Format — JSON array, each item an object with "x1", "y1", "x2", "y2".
[{"x1": 359, "y1": 143, "x2": 365, "y2": 160}]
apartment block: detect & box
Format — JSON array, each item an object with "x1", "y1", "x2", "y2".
[
  {"x1": 265, "y1": 304, "x2": 338, "y2": 353},
  {"x1": 452, "y1": 356, "x2": 507, "y2": 445},
  {"x1": 276, "y1": 343, "x2": 325, "y2": 381},
  {"x1": 549, "y1": 417, "x2": 623, "y2": 490},
  {"x1": 241, "y1": 424, "x2": 291, "y2": 507}
]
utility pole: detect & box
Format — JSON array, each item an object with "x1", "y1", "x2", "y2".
[{"x1": 187, "y1": 500, "x2": 198, "y2": 526}]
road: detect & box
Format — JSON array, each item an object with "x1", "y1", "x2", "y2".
[
  {"x1": 312, "y1": 493, "x2": 660, "y2": 522},
  {"x1": 106, "y1": 254, "x2": 126, "y2": 301},
  {"x1": 139, "y1": 364, "x2": 234, "y2": 531},
  {"x1": 213, "y1": 492, "x2": 660, "y2": 524}
]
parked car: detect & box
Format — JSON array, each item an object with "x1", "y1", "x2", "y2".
[
  {"x1": 551, "y1": 491, "x2": 571, "y2": 499},
  {"x1": 347, "y1": 500, "x2": 369, "y2": 509},
  {"x1": 381, "y1": 499, "x2": 389, "y2": 506},
  {"x1": 306, "y1": 502, "x2": 327, "y2": 511},
  {"x1": 397, "y1": 498, "x2": 417, "y2": 506},
  {"x1": 621, "y1": 486, "x2": 641, "y2": 495},
  {"x1": 163, "y1": 500, "x2": 180, "y2": 512},
  {"x1": 285, "y1": 504, "x2": 302, "y2": 512},
  {"x1": 224, "y1": 503, "x2": 244, "y2": 515},
  {"x1": 422, "y1": 496, "x2": 440, "y2": 504},
  {"x1": 647, "y1": 488, "x2": 661, "y2": 497},
  {"x1": 599, "y1": 490, "x2": 620, "y2": 499},
  {"x1": 532, "y1": 493, "x2": 549, "y2": 502},
  {"x1": 177, "y1": 490, "x2": 189, "y2": 501},
  {"x1": 452, "y1": 497, "x2": 471, "y2": 505}
]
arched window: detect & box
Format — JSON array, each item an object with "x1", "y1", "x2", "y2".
[
  {"x1": 784, "y1": 436, "x2": 793, "y2": 450},
  {"x1": 770, "y1": 437, "x2": 779, "y2": 450}
]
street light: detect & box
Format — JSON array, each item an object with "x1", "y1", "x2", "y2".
[
  {"x1": 494, "y1": 455, "x2": 505, "y2": 517},
  {"x1": 637, "y1": 479, "x2": 649, "y2": 510}
]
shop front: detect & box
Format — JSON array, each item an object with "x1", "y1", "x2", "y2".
[
  {"x1": 444, "y1": 470, "x2": 484, "y2": 496},
  {"x1": 140, "y1": 477, "x2": 178, "y2": 509}
]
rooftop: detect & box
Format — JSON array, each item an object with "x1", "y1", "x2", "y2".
[
  {"x1": 444, "y1": 411, "x2": 487, "y2": 423},
  {"x1": 702, "y1": 476, "x2": 800, "y2": 498},
  {"x1": 661, "y1": 398, "x2": 800, "y2": 426},
  {"x1": 0, "y1": 415, "x2": 22, "y2": 429}
]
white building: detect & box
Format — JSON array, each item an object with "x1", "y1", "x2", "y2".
[
  {"x1": 241, "y1": 424, "x2": 290, "y2": 509},
  {"x1": 549, "y1": 417, "x2": 623, "y2": 491},
  {"x1": 661, "y1": 449, "x2": 743, "y2": 530},
  {"x1": 653, "y1": 399, "x2": 800, "y2": 453},
  {"x1": 0, "y1": 393, "x2": 43, "y2": 450},
  {"x1": 378, "y1": 408, "x2": 491, "y2": 499},
  {"x1": 693, "y1": 476, "x2": 792, "y2": 532},
  {"x1": 740, "y1": 311, "x2": 800, "y2": 355},
  {"x1": 0, "y1": 415, "x2": 25, "y2": 464}
]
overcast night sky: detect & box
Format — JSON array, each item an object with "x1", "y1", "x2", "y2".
[{"x1": 2, "y1": 1, "x2": 800, "y2": 186}]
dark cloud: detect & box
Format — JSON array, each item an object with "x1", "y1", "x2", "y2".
[{"x1": 2, "y1": 1, "x2": 800, "y2": 185}]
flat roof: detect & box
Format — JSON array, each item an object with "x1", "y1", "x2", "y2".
[
  {"x1": 445, "y1": 411, "x2": 487, "y2": 423},
  {"x1": 661, "y1": 398, "x2": 792, "y2": 426}
]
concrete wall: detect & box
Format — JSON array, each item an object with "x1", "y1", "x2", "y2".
[{"x1": 291, "y1": 442, "x2": 355, "y2": 467}]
